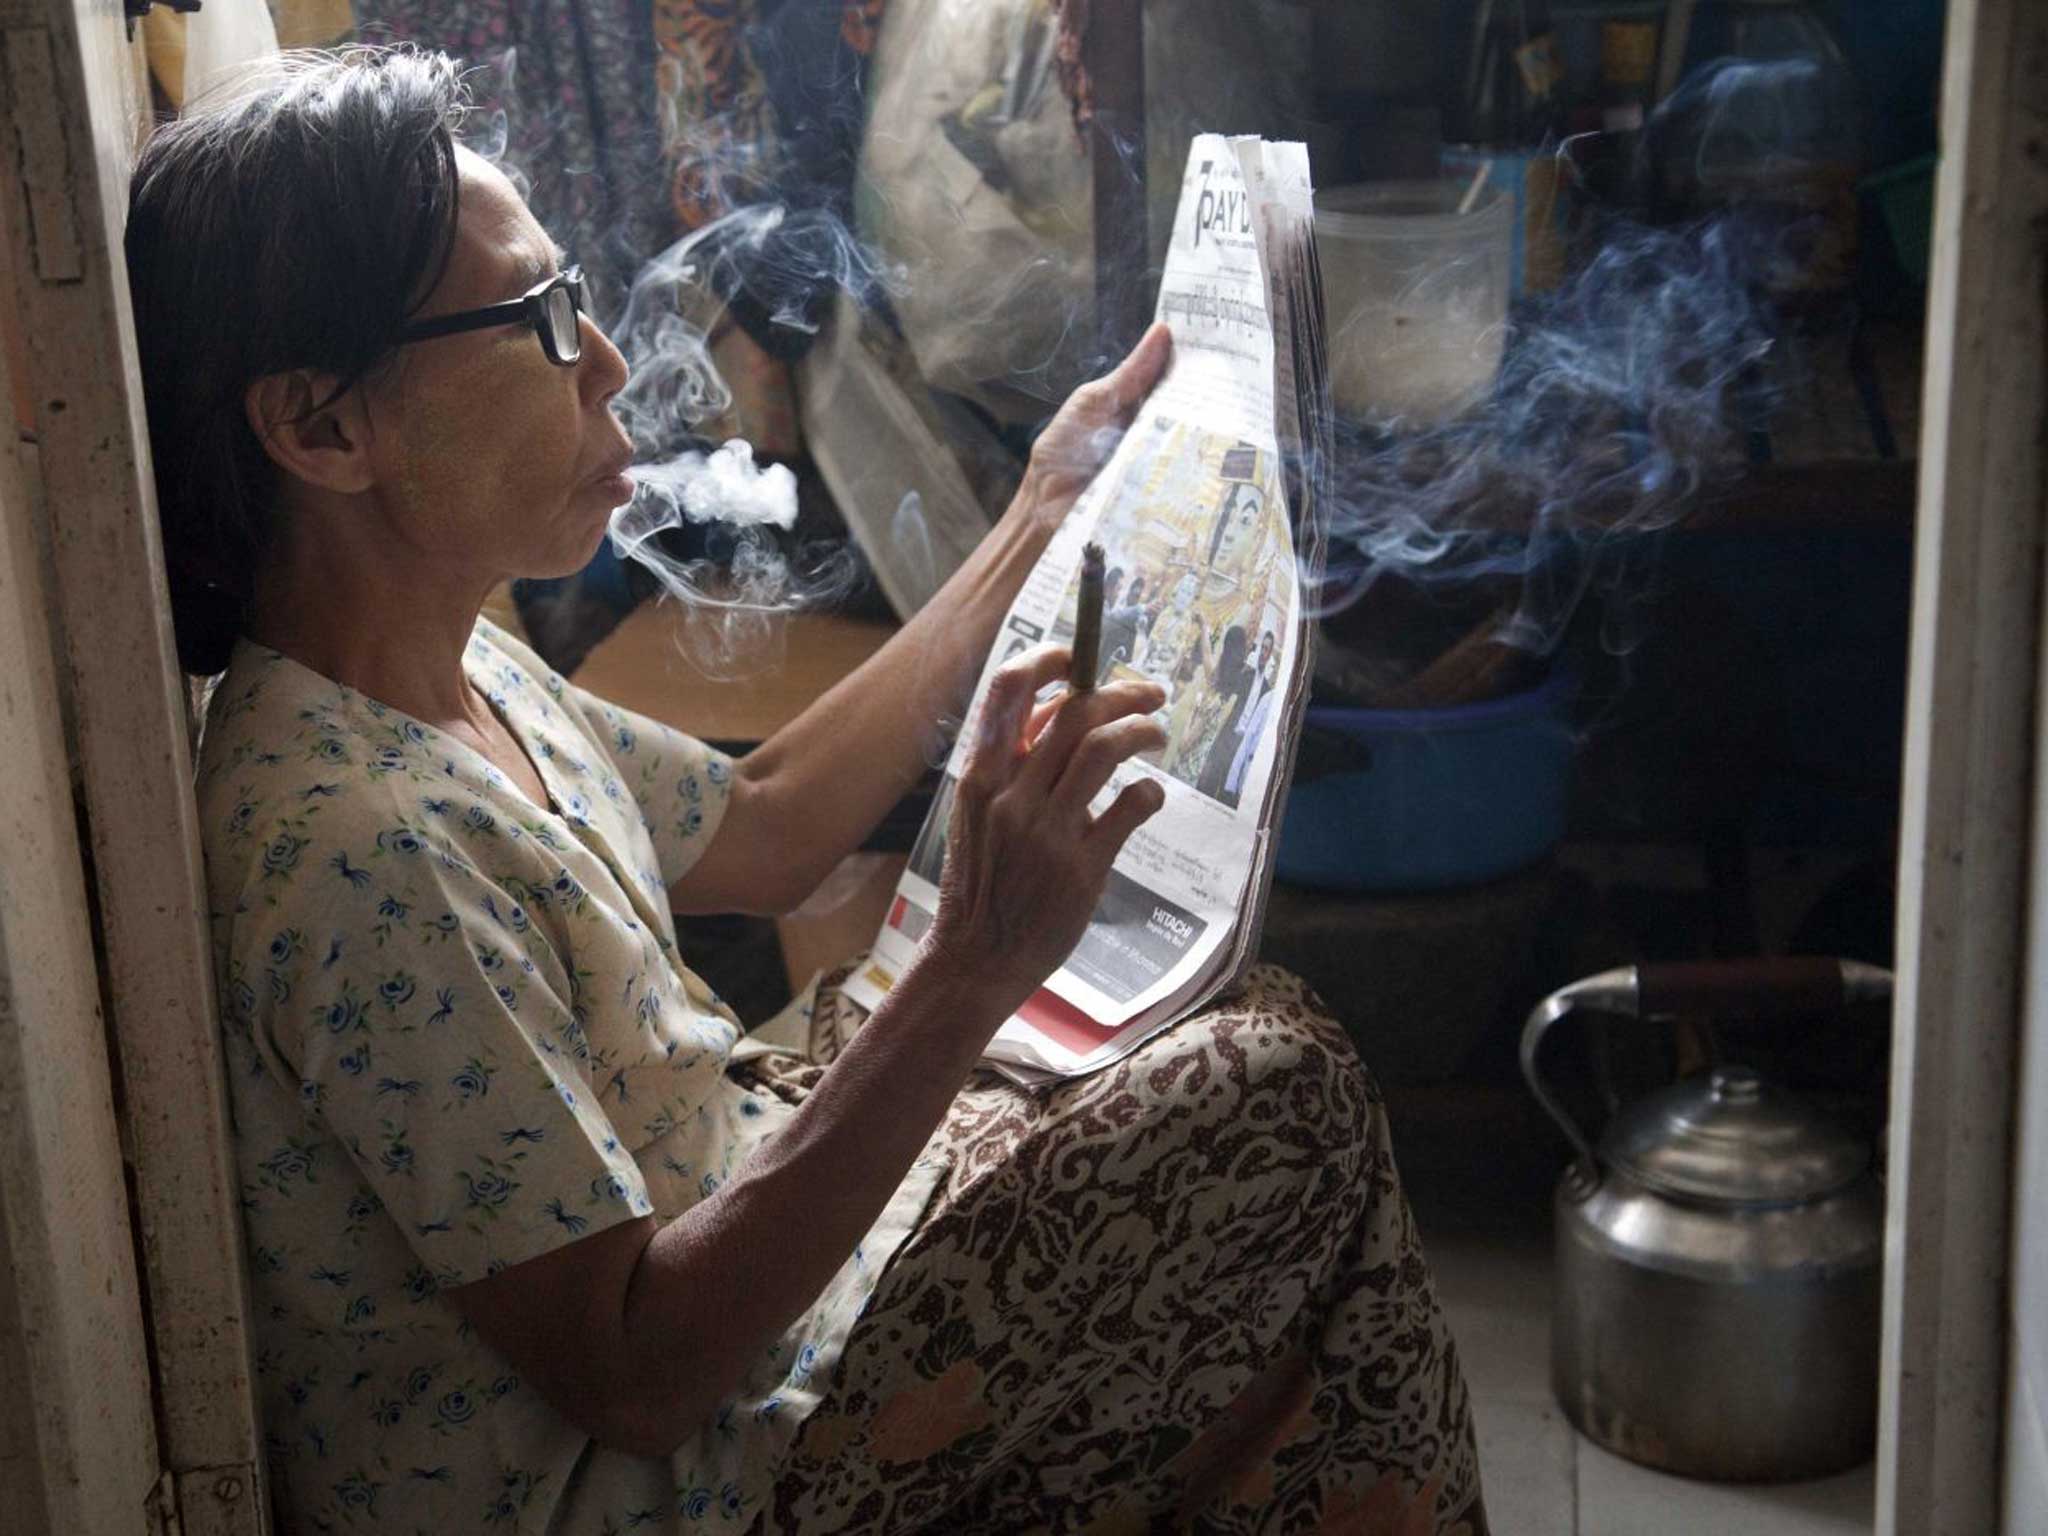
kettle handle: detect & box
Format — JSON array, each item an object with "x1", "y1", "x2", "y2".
[{"x1": 1519, "y1": 957, "x2": 1893, "y2": 1197}]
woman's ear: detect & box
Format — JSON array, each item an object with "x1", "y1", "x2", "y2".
[{"x1": 243, "y1": 371, "x2": 377, "y2": 495}]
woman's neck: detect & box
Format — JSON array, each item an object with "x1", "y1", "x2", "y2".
[{"x1": 246, "y1": 507, "x2": 495, "y2": 728}]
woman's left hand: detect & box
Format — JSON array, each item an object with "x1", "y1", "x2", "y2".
[{"x1": 1013, "y1": 323, "x2": 1172, "y2": 529}]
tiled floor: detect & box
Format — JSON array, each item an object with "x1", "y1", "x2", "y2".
[{"x1": 1423, "y1": 1224, "x2": 1875, "y2": 1534}]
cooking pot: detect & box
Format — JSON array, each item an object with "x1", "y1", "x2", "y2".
[{"x1": 1520, "y1": 956, "x2": 1892, "y2": 1481}]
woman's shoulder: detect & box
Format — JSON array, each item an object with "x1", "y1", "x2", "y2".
[
  {"x1": 194, "y1": 639, "x2": 531, "y2": 903},
  {"x1": 200, "y1": 640, "x2": 424, "y2": 797},
  {"x1": 196, "y1": 641, "x2": 348, "y2": 816}
]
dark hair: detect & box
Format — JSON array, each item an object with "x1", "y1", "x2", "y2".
[
  {"x1": 1216, "y1": 623, "x2": 1248, "y2": 687},
  {"x1": 127, "y1": 47, "x2": 467, "y2": 675}
]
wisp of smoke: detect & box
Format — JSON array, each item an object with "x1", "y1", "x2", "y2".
[
  {"x1": 1312, "y1": 51, "x2": 1864, "y2": 703},
  {"x1": 454, "y1": 48, "x2": 940, "y2": 689},
  {"x1": 461, "y1": 27, "x2": 1801, "y2": 703},
  {"x1": 1320, "y1": 170, "x2": 1779, "y2": 676},
  {"x1": 459, "y1": 50, "x2": 523, "y2": 197},
  {"x1": 1654, "y1": 55, "x2": 1838, "y2": 185},
  {"x1": 594, "y1": 203, "x2": 908, "y2": 677}
]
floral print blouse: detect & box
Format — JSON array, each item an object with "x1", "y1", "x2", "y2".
[{"x1": 198, "y1": 618, "x2": 940, "y2": 1532}]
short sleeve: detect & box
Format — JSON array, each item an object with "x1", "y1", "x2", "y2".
[
  {"x1": 237, "y1": 838, "x2": 655, "y2": 1286},
  {"x1": 567, "y1": 684, "x2": 735, "y2": 889}
]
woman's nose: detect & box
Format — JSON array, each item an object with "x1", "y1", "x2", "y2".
[{"x1": 578, "y1": 313, "x2": 630, "y2": 401}]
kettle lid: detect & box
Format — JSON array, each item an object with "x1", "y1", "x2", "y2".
[{"x1": 1603, "y1": 1066, "x2": 1870, "y2": 1205}]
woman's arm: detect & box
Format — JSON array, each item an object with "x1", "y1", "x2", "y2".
[
  {"x1": 447, "y1": 648, "x2": 1168, "y2": 1454},
  {"x1": 444, "y1": 942, "x2": 993, "y2": 1457},
  {"x1": 668, "y1": 326, "x2": 1171, "y2": 917}
]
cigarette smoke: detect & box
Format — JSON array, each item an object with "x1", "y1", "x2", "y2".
[
  {"x1": 455, "y1": 34, "x2": 1832, "y2": 703},
  {"x1": 1319, "y1": 215, "x2": 1775, "y2": 629},
  {"x1": 592, "y1": 202, "x2": 908, "y2": 678},
  {"x1": 621, "y1": 442, "x2": 798, "y2": 533},
  {"x1": 1312, "y1": 58, "x2": 1840, "y2": 695}
]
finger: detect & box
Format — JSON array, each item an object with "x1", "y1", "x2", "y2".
[
  {"x1": 1022, "y1": 693, "x2": 1064, "y2": 751},
  {"x1": 1062, "y1": 323, "x2": 1171, "y2": 434},
  {"x1": 963, "y1": 645, "x2": 1072, "y2": 787},
  {"x1": 1100, "y1": 322, "x2": 1172, "y2": 420},
  {"x1": 1018, "y1": 678, "x2": 1166, "y2": 794},
  {"x1": 1088, "y1": 776, "x2": 1167, "y2": 854},
  {"x1": 1054, "y1": 715, "x2": 1169, "y2": 817}
]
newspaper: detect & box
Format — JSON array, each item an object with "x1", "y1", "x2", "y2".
[{"x1": 840, "y1": 135, "x2": 1327, "y2": 1083}]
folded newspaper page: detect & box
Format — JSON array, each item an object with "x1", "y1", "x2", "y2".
[{"x1": 840, "y1": 135, "x2": 1326, "y2": 1083}]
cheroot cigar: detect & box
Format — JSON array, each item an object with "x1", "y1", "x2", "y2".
[{"x1": 1070, "y1": 542, "x2": 1106, "y2": 691}]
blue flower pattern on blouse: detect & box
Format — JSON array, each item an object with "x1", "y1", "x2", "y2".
[{"x1": 196, "y1": 619, "x2": 938, "y2": 1532}]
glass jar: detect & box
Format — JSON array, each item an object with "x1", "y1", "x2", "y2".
[{"x1": 1316, "y1": 180, "x2": 1514, "y2": 427}]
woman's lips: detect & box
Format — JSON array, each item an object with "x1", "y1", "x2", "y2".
[{"x1": 588, "y1": 453, "x2": 635, "y2": 502}]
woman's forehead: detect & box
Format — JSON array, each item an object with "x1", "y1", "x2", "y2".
[{"x1": 433, "y1": 149, "x2": 557, "y2": 307}]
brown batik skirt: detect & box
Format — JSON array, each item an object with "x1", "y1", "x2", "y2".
[{"x1": 731, "y1": 963, "x2": 1489, "y2": 1535}]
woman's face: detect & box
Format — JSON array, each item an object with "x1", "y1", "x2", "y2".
[{"x1": 363, "y1": 148, "x2": 633, "y2": 581}]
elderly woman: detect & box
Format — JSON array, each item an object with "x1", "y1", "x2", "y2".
[{"x1": 128, "y1": 48, "x2": 1486, "y2": 1536}]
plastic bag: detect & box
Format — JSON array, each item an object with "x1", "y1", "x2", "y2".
[{"x1": 858, "y1": 0, "x2": 1314, "y2": 422}]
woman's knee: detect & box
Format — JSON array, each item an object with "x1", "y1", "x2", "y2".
[
  {"x1": 939, "y1": 963, "x2": 1380, "y2": 1200},
  {"x1": 1139, "y1": 963, "x2": 1379, "y2": 1158},
  {"x1": 1110, "y1": 968, "x2": 1386, "y2": 1286}
]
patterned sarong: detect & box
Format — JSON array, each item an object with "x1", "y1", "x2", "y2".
[{"x1": 734, "y1": 963, "x2": 1490, "y2": 1534}]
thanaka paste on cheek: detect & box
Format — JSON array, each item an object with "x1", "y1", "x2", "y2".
[{"x1": 393, "y1": 329, "x2": 576, "y2": 540}]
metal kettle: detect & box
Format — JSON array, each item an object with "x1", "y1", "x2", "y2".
[{"x1": 1521, "y1": 956, "x2": 1892, "y2": 1482}]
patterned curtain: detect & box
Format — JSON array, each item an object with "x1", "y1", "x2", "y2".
[
  {"x1": 353, "y1": 0, "x2": 675, "y2": 326},
  {"x1": 651, "y1": 0, "x2": 886, "y2": 349}
]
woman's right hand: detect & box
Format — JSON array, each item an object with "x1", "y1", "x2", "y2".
[{"x1": 924, "y1": 645, "x2": 1168, "y2": 1024}]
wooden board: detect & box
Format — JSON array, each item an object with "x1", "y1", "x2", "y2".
[{"x1": 572, "y1": 597, "x2": 897, "y2": 744}]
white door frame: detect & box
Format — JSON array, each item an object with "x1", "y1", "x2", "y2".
[
  {"x1": 1879, "y1": 0, "x2": 2047, "y2": 1530},
  {"x1": 0, "y1": 124, "x2": 160, "y2": 1534},
  {"x1": 0, "y1": 3, "x2": 265, "y2": 1532}
]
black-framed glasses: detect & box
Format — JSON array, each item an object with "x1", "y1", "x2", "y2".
[{"x1": 397, "y1": 265, "x2": 588, "y2": 366}]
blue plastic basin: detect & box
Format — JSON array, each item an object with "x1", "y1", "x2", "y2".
[{"x1": 1276, "y1": 669, "x2": 1577, "y2": 892}]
